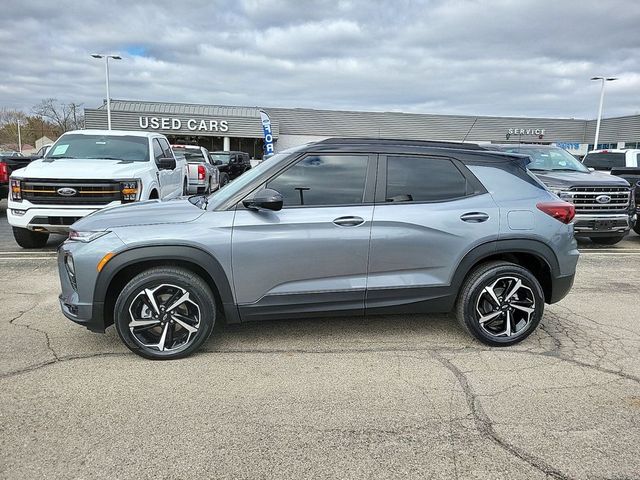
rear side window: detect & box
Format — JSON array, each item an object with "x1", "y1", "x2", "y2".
[
  {"x1": 386, "y1": 156, "x2": 468, "y2": 202},
  {"x1": 583, "y1": 153, "x2": 625, "y2": 170},
  {"x1": 267, "y1": 154, "x2": 369, "y2": 206}
]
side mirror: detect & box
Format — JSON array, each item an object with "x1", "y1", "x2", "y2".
[
  {"x1": 243, "y1": 188, "x2": 283, "y2": 211},
  {"x1": 157, "y1": 157, "x2": 176, "y2": 170}
]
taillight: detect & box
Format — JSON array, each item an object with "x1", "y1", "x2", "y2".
[
  {"x1": 0, "y1": 162, "x2": 8, "y2": 184},
  {"x1": 198, "y1": 165, "x2": 205, "y2": 180},
  {"x1": 537, "y1": 201, "x2": 575, "y2": 224}
]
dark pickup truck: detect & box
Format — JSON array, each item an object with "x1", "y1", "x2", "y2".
[
  {"x1": 490, "y1": 145, "x2": 636, "y2": 245},
  {"x1": 0, "y1": 153, "x2": 35, "y2": 198}
]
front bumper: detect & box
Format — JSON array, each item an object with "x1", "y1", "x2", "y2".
[
  {"x1": 573, "y1": 213, "x2": 633, "y2": 237},
  {"x1": 7, "y1": 200, "x2": 121, "y2": 233},
  {"x1": 57, "y1": 232, "x2": 126, "y2": 333}
]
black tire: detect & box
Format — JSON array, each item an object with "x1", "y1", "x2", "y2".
[
  {"x1": 589, "y1": 235, "x2": 625, "y2": 246},
  {"x1": 114, "y1": 267, "x2": 216, "y2": 360},
  {"x1": 12, "y1": 227, "x2": 49, "y2": 249},
  {"x1": 220, "y1": 173, "x2": 229, "y2": 187},
  {"x1": 456, "y1": 261, "x2": 544, "y2": 347},
  {"x1": 182, "y1": 179, "x2": 188, "y2": 196},
  {"x1": 634, "y1": 222, "x2": 640, "y2": 236}
]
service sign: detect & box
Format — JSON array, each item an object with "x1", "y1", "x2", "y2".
[
  {"x1": 139, "y1": 116, "x2": 229, "y2": 132},
  {"x1": 507, "y1": 128, "x2": 546, "y2": 136}
]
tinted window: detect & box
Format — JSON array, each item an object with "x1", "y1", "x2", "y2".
[
  {"x1": 47, "y1": 134, "x2": 149, "y2": 161},
  {"x1": 583, "y1": 153, "x2": 626, "y2": 170},
  {"x1": 267, "y1": 155, "x2": 368, "y2": 206},
  {"x1": 386, "y1": 156, "x2": 468, "y2": 202}
]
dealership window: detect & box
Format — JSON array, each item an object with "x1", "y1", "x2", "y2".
[
  {"x1": 267, "y1": 155, "x2": 368, "y2": 206},
  {"x1": 385, "y1": 156, "x2": 468, "y2": 202}
]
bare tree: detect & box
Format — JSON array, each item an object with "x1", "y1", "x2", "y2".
[{"x1": 32, "y1": 98, "x2": 84, "y2": 134}]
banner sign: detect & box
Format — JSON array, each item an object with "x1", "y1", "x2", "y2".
[{"x1": 260, "y1": 110, "x2": 275, "y2": 157}]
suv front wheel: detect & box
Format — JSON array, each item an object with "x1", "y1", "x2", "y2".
[
  {"x1": 114, "y1": 267, "x2": 216, "y2": 359},
  {"x1": 456, "y1": 261, "x2": 544, "y2": 346}
]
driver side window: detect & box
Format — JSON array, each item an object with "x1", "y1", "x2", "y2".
[
  {"x1": 266, "y1": 154, "x2": 369, "y2": 207},
  {"x1": 152, "y1": 139, "x2": 164, "y2": 162}
]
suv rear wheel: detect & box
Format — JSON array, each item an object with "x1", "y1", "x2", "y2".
[
  {"x1": 456, "y1": 261, "x2": 544, "y2": 346},
  {"x1": 12, "y1": 227, "x2": 49, "y2": 249},
  {"x1": 114, "y1": 267, "x2": 216, "y2": 359}
]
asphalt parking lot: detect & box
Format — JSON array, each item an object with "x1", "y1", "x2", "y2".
[{"x1": 1, "y1": 199, "x2": 639, "y2": 479}]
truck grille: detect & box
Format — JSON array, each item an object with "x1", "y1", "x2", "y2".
[
  {"x1": 568, "y1": 186, "x2": 630, "y2": 214},
  {"x1": 21, "y1": 179, "x2": 122, "y2": 205}
]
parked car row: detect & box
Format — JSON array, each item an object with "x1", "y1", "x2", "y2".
[{"x1": 5, "y1": 130, "x2": 253, "y2": 248}]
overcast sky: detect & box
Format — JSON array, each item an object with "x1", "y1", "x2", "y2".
[{"x1": 1, "y1": 0, "x2": 639, "y2": 119}]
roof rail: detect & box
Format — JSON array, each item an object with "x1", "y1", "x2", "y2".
[{"x1": 316, "y1": 137, "x2": 484, "y2": 150}]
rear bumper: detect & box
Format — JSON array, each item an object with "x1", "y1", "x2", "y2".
[
  {"x1": 573, "y1": 213, "x2": 633, "y2": 237},
  {"x1": 549, "y1": 273, "x2": 575, "y2": 304}
]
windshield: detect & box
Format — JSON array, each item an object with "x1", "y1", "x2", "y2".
[
  {"x1": 501, "y1": 146, "x2": 588, "y2": 173},
  {"x1": 47, "y1": 134, "x2": 149, "y2": 161},
  {"x1": 210, "y1": 153, "x2": 231, "y2": 164},
  {"x1": 172, "y1": 147, "x2": 205, "y2": 163},
  {"x1": 0, "y1": 151, "x2": 20, "y2": 157}
]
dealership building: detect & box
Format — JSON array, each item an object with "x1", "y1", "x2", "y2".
[{"x1": 85, "y1": 100, "x2": 640, "y2": 159}]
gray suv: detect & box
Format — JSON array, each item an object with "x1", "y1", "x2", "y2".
[{"x1": 57, "y1": 138, "x2": 579, "y2": 359}]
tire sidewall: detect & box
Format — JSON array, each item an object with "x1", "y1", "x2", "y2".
[
  {"x1": 460, "y1": 264, "x2": 544, "y2": 346},
  {"x1": 114, "y1": 269, "x2": 215, "y2": 359}
]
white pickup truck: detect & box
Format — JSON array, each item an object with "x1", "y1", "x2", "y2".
[{"x1": 7, "y1": 129, "x2": 188, "y2": 248}]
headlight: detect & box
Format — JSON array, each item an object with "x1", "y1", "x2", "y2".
[
  {"x1": 547, "y1": 187, "x2": 573, "y2": 202},
  {"x1": 64, "y1": 253, "x2": 77, "y2": 290},
  {"x1": 120, "y1": 180, "x2": 141, "y2": 203},
  {"x1": 10, "y1": 178, "x2": 22, "y2": 201},
  {"x1": 68, "y1": 230, "x2": 109, "y2": 242}
]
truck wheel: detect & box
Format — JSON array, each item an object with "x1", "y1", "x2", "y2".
[
  {"x1": 590, "y1": 236, "x2": 625, "y2": 246},
  {"x1": 633, "y1": 222, "x2": 640, "y2": 236},
  {"x1": 220, "y1": 173, "x2": 229, "y2": 187},
  {"x1": 182, "y1": 179, "x2": 188, "y2": 196},
  {"x1": 456, "y1": 261, "x2": 544, "y2": 347},
  {"x1": 113, "y1": 267, "x2": 216, "y2": 360},
  {"x1": 12, "y1": 227, "x2": 49, "y2": 249}
]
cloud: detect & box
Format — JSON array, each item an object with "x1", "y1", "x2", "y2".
[{"x1": 1, "y1": 0, "x2": 639, "y2": 118}]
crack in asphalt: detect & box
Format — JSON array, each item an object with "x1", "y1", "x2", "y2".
[
  {"x1": 8, "y1": 302, "x2": 60, "y2": 362},
  {"x1": 429, "y1": 350, "x2": 574, "y2": 480}
]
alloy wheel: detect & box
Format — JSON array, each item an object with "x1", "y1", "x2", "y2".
[
  {"x1": 475, "y1": 276, "x2": 535, "y2": 338},
  {"x1": 128, "y1": 283, "x2": 201, "y2": 352}
]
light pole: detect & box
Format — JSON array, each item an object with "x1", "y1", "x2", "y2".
[
  {"x1": 17, "y1": 120, "x2": 22, "y2": 153},
  {"x1": 590, "y1": 76, "x2": 617, "y2": 150},
  {"x1": 91, "y1": 54, "x2": 122, "y2": 130}
]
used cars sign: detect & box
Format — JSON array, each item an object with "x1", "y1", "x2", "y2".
[{"x1": 139, "y1": 116, "x2": 229, "y2": 132}]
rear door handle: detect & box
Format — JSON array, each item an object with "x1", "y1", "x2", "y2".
[
  {"x1": 333, "y1": 216, "x2": 365, "y2": 227},
  {"x1": 460, "y1": 212, "x2": 489, "y2": 223}
]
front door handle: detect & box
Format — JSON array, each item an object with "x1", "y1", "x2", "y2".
[
  {"x1": 333, "y1": 216, "x2": 365, "y2": 227},
  {"x1": 460, "y1": 212, "x2": 489, "y2": 223}
]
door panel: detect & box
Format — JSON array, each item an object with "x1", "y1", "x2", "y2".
[
  {"x1": 232, "y1": 205, "x2": 374, "y2": 319},
  {"x1": 366, "y1": 153, "x2": 499, "y2": 313}
]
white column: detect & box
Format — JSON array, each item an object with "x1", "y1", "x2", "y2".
[{"x1": 223, "y1": 136, "x2": 230, "y2": 151}]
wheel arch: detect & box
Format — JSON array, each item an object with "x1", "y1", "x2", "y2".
[
  {"x1": 94, "y1": 245, "x2": 239, "y2": 330},
  {"x1": 451, "y1": 239, "x2": 560, "y2": 304}
]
